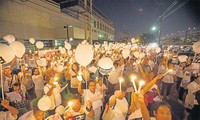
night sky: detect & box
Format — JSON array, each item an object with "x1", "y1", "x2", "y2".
[{"x1": 93, "y1": 0, "x2": 200, "y2": 40}]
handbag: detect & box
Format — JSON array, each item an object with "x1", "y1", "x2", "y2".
[{"x1": 102, "y1": 102, "x2": 116, "y2": 120}]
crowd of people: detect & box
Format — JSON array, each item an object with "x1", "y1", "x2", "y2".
[{"x1": 0, "y1": 42, "x2": 200, "y2": 120}]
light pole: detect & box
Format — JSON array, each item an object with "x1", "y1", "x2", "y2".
[{"x1": 64, "y1": 25, "x2": 72, "y2": 43}]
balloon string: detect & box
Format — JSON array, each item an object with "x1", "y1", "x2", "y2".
[{"x1": 0, "y1": 64, "x2": 4, "y2": 100}]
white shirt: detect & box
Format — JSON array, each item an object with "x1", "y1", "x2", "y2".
[
  {"x1": 44, "y1": 84, "x2": 62, "y2": 108},
  {"x1": 180, "y1": 71, "x2": 191, "y2": 88},
  {"x1": 4, "y1": 75, "x2": 17, "y2": 92},
  {"x1": 185, "y1": 81, "x2": 200, "y2": 107},
  {"x1": 82, "y1": 89, "x2": 103, "y2": 110},
  {"x1": 162, "y1": 74, "x2": 174, "y2": 83},
  {"x1": 0, "y1": 111, "x2": 17, "y2": 120},
  {"x1": 32, "y1": 75, "x2": 44, "y2": 90},
  {"x1": 96, "y1": 83, "x2": 106, "y2": 92},
  {"x1": 112, "y1": 98, "x2": 128, "y2": 120}
]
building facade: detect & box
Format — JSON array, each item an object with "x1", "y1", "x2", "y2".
[{"x1": 0, "y1": 0, "x2": 115, "y2": 48}]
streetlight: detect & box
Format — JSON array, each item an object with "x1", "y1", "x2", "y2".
[
  {"x1": 151, "y1": 26, "x2": 157, "y2": 31},
  {"x1": 64, "y1": 25, "x2": 73, "y2": 43}
]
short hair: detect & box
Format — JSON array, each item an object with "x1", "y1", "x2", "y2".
[
  {"x1": 153, "y1": 101, "x2": 172, "y2": 113},
  {"x1": 44, "y1": 74, "x2": 54, "y2": 83},
  {"x1": 70, "y1": 94, "x2": 81, "y2": 101},
  {"x1": 32, "y1": 67, "x2": 38, "y2": 75},
  {"x1": 114, "y1": 84, "x2": 127, "y2": 92},
  {"x1": 12, "y1": 82, "x2": 20, "y2": 87},
  {"x1": 88, "y1": 80, "x2": 96, "y2": 87}
]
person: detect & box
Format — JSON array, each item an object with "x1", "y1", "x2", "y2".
[
  {"x1": 18, "y1": 107, "x2": 45, "y2": 120},
  {"x1": 6, "y1": 83, "x2": 28, "y2": 109},
  {"x1": 96, "y1": 77, "x2": 107, "y2": 93},
  {"x1": 44, "y1": 74, "x2": 62, "y2": 111},
  {"x1": 3, "y1": 67, "x2": 18, "y2": 92},
  {"x1": 32, "y1": 68, "x2": 44, "y2": 98},
  {"x1": 132, "y1": 92, "x2": 172, "y2": 120},
  {"x1": 0, "y1": 99, "x2": 19, "y2": 120},
  {"x1": 78, "y1": 80, "x2": 103, "y2": 120},
  {"x1": 108, "y1": 84, "x2": 128, "y2": 120},
  {"x1": 160, "y1": 61, "x2": 176, "y2": 99},
  {"x1": 152, "y1": 102, "x2": 172, "y2": 120},
  {"x1": 64, "y1": 94, "x2": 94, "y2": 120},
  {"x1": 185, "y1": 73, "x2": 200, "y2": 120}
]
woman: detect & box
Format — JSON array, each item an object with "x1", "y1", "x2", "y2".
[
  {"x1": 44, "y1": 74, "x2": 62, "y2": 110},
  {"x1": 32, "y1": 68, "x2": 44, "y2": 98}
]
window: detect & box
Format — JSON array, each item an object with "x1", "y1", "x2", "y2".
[
  {"x1": 97, "y1": 21, "x2": 99, "y2": 29},
  {"x1": 94, "y1": 21, "x2": 96, "y2": 28}
]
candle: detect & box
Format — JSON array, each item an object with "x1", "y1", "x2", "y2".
[
  {"x1": 53, "y1": 81, "x2": 58, "y2": 85},
  {"x1": 119, "y1": 77, "x2": 124, "y2": 92},
  {"x1": 163, "y1": 69, "x2": 173, "y2": 76},
  {"x1": 68, "y1": 101, "x2": 73, "y2": 110},
  {"x1": 131, "y1": 76, "x2": 137, "y2": 92},
  {"x1": 77, "y1": 71, "x2": 82, "y2": 81},
  {"x1": 138, "y1": 81, "x2": 145, "y2": 92}
]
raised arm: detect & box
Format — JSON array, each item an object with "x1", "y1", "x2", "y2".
[
  {"x1": 141, "y1": 74, "x2": 163, "y2": 95},
  {"x1": 78, "y1": 81, "x2": 83, "y2": 95},
  {"x1": 1, "y1": 100, "x2": 19, "y2": 117}
]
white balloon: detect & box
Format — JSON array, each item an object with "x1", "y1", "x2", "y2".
[
  {"x1": 55, "y1": 105, "x2": 65, "y2": 115},
  {"x1": 122, "y1": 49, "x2": 130, "y2": 59},
  {"x1": 68, "y1": 50, "x2": 72, "y2": 55},
  {"x1": 29, "y1": 38, "x2": 35, "y2": 44},
  {"x1": 36, "y1": 41, "x2": 44, "y2": 49},
  {"x1": 38, "y1": 96, "x2": 52, "y2": 111},
  {"x1": 98, "y1": 57, "x2": 113, "y2": 75},
  {"x1": 155, "y1": 47, "x2": 161, "y2": 53},
  {"x1": 98, "y1": 57, "x2": 113, "y2": 69},
  {"x1": 9, "y1": 41, "x2": 25, "y2": 58},
  {"x1": 75, "y1": 45, "x2": 93, "y2": 67},
  {"x1": 0, "y1": 43, "x2": 15, "y2": 64},
  {"x1": 134, "y1": 51, "x2": 140, "y2": 58},
  {"x1": 3, "y1": 34, "x2": 15, "y2": 43},
  {"x1": 60, "y1": 48, "x2": 66, "y2": 54},
  {"x1": 178, "y1": 55, "x2": 188, "y2": 63},
  {"x1": 139, "y1": 53, "x2": 145, "y2": 59},
  {"x1": 64, "y1": 42, "x2": 71, "y2": 50},
  {"x1": 192, "y1": 41, "x2": 200, "y2": 53},
  {"x1": 131, "y1": 38, "x2": 135, "y2": 43}
]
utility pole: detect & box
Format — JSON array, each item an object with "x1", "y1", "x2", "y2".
[
  {"x1": 84, "y1": 0, "x2": 88, "y2": 41},
  {"x1": 89, "y1": 0, "x2": 93, "y2": 44}
]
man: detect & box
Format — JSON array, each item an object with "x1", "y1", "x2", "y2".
[
  {"x1": 64, "y1": 94, "x2": 94, "y2": 120},
  {"x1": 78, "y1": 80, "x2": 103, "y2": 120},
  {"x1": 108, "y1": 84, "x2": 128, "y2": 120}
]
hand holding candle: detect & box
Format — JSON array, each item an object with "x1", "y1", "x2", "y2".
[
  {"x1": 67, "y1": 101, "x2": 73, "y2": 110},
  {"x1": 131, "y1": 75, "x2": 137, "y2": 92},
  {"x1": 138, "y1": 81, "x2": 145, "y2": 92},
  {"x1": 77, "y1": 71, "x2": 83, "y2": 81}
]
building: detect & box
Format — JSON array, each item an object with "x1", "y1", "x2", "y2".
[{"x1": 0, "y1": 0, "x2": 115, "y2": 50}]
